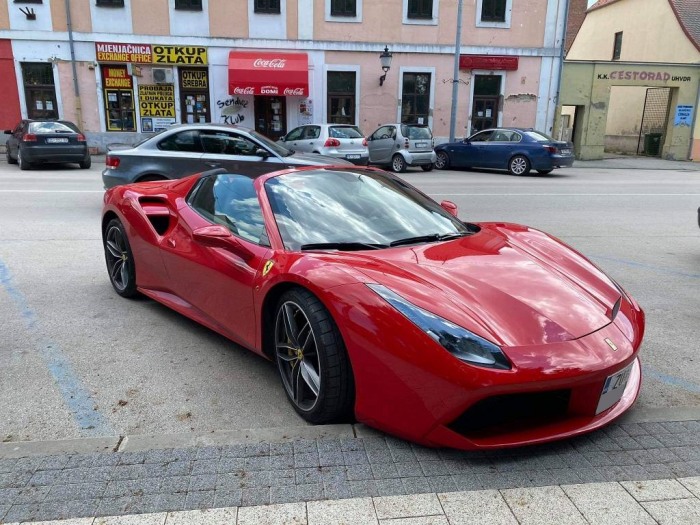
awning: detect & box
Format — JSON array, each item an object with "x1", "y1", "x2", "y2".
[{"x1": 228, "y1": 51, "x2": 309, "y2": 96}]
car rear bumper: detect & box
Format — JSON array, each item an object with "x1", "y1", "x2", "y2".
[
  {"x1": 533, "y1": 155, "x2": 575, "y2": 170},
  {"x1": 404, "y1": 151, "x2": 437, "y2": 166},
  {"x1": 22, "y1": 145, "x2": 88, "y2": 163},
  {"x1": 102, "y1": 170, "x2": 131, "y2": 189}
]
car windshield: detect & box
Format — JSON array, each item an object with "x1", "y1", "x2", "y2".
[
  {"x1": 329, "y1": 126, "x2": 364, "y2": 139},
  {"x1": 401, "y1": 125, "x2": 432, "y2": 140},
  {"x1": 249, "y1": 130, "x2": 293, "y2": 157},
  {"x1": 29, "y1": 121, "x2": 78, "y2": 134},
  {"x1": 265, "y1": 169, "x2": 470, "y2": 251},
  {"x1": 523, "y1": 130, "x2": 555, "y2": 142}
]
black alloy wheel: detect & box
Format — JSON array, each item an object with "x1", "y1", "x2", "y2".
[
  {"x1": 274, "y1": 288, "x2": 354, "y2": 424},
  {"x1": 104, "y1": 218, "x2": 138, "y2": 298},
  {"x1": 435, "y1": 151, "x2": 450, "y2": 170}
]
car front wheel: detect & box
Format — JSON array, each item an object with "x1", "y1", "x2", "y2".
[
  {"x1": 391, "y1": 154, "x2": 407, "y2": 173},
  {"x1": 274, "y1": 288, "x2": 354, "y2": 424},
  {"x1": 80, "y1": 156, "x2": 92, "y2": 169},
  {"x1": 508, "y1": 155, "x2": 531, "y2": 176},
  {"x1": 421, "y1": 164, "x2": 434, "y2": 172},
  {"x1": 104, "y1": 218, "x2": 138, "y2": 298},
  {"x1": 435, "y1": 151, "x2": 450, "y2": 170}
]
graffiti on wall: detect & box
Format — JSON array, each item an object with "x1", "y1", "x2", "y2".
[{"x1": 216, "y1": 96, "x2": 250, "y2": 125}]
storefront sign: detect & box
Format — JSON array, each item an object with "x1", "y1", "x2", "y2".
[
  {"x1": 674, "y1": 105, "x2": 693, "y2": 126},
  {"x1": 103, "y1": 66, "x2": 133, "y2": 89},
  {"x1": 96, "y1": 42, "x2": 153, "y2": 64},
  {"x1": 138, "y1": 84, "x2": 175, "y2": 117},
  {"x1": 228, "y1": 51, "x2": 309, "y2": 96},
  {"x1": 181, "y1": 69, "x2": 208, "y2": 89},
  {"x1": 597, "y1": 70, "x2": 693, "y2": 81},
  {"x1": 459, "y1": 55, "x2": 519, "y2": 71},
  {"x1": 153, "y1": 46, "x2": 208, "y2": 65}
]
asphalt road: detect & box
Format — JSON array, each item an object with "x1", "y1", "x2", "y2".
[{"x1": 0, "y1": 158, "x2": 698, "y2": 443}]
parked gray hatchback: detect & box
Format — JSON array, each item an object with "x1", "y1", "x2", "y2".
[
  {"x1": 366, "y1": 123, "x2": 436, "y2": 172},
  {"x1": 102, "y1": 124, "x2": 349, "y2": 189}
]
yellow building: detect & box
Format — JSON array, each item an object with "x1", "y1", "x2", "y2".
[{"x1": 558, "y1": 0, "x2": 700, "y2": 161}]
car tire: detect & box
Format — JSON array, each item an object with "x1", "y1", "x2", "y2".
[
  {"x1": 391, "y1": 154, "x2": 407, "y2": 173},
  {"x1": 274, "y1": 287, "x2": 354, "y2": 424},
  {"x1": 79, "y1": 156, "x2": 92, "y2": 169},
  {"x1": 508, "y1": 155, "x2": 531, "y2": 176},
  {"x1": 537, "y1": 169, "x2": 553, "y2": 175},
  {"x1": 18, "y1": 149, "x2": 31, "y2": 171},
  {"x1": 421, "y1": 164, "x2": 434, "y2": 172},
  {"x1": 6, "y1": 147, "x2": 17, "y2": 165},
  {"x1": 435, "y1": 151, "x2": 450, "y2": 170},
  {"x1": 104, "y1": 218, "x2": 138, "y2": 298}
]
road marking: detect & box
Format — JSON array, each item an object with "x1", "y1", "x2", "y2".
[
  {"x1": 591, "y1": 255, "x2": 700, "y2": 279},
  {"x1": 431, "y1": 193, "x2": 700, "y2": 196},
  {"x1": 645, "y1": 368, "x2": 700, "y2": 393},
  {"x1": 0, "y1": 190, "x2": 104, "y2": 193},
  {"x1": 0, "y1": 258, "x2": 113, "y2": 436}
]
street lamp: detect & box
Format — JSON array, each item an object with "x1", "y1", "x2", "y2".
[{"x1": 379, "y1": 46, "x2": 393, "y2": 86}]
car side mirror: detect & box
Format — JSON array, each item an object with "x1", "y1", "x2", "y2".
[
  {"x1": 279, "y1": 136, "x2": 286, "y2": 142},
  {"x1": 192, "y1": 225, "x2": 253, "y2": 260},
  {"x1": 463, "y1": 137, "x2": 470, "y2": 143},
  {"x1": 440, "y1": 200, "x2": 458, "y2": 217},
  {"x1": 4, "y1": 130, "x2": 11, "y2": 134},
  {"x1": 255, "y1": 148, "x2": 271, "y2": 158}
]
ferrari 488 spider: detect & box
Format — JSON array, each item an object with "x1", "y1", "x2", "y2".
[{"x1": 102, "y1": 166, "x2": 644, "y2": 449}]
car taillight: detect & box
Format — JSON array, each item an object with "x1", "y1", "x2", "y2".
[
  {"x1": 432, "y1": 138, "x2": 435, "y2": 148},
  {"x1": 362, "y1": 137, "x2": 367, "y2": 147},
  {"x1": 404, "y1": 138, "x2": 410, "y2": 149},
  {"x1": 77, "y1": 133, "x2": 86, "y2": 142},
  {"x1": 543, "y1": 145, "x2": 557, "y2": 153},
  {"x1": 105, "y1": 156, "x2": 120, "y2": 168},
  {"x1": 23, "y1": 133, "x2": 37, "y2": 142},
  {"x1": 324, "y1": 138, "x2": 341, "y2": 147}
]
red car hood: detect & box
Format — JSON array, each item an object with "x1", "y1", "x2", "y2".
[{"x1": 328, "y1": 224, "x2": 620, "y2": 348}]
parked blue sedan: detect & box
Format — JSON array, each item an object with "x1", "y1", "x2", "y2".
[{"x1": 434, "y1": 128, "x2": 574, "y2": 175}]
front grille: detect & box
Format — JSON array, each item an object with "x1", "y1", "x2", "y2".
[{"x1": 447, "y1": 389, "x2": 571, "y2": 437}]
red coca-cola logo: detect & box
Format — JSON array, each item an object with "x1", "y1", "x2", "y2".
[
  {"x1": 253, "y1": 58, "x2": 286, "y2": 69},
  {"x1": 233, "y1": 86, "x2": 255, "y2": 95},
  {"x1": 261, "y1": 85, "x2": 279, "y2": 95},
  {"x1": 283, "y1": 87, "x2": 305, "y2": 96}
]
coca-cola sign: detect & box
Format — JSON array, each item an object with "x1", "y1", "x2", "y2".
[
  {"x1": 260, "y1": 85, "x2": 279, "y2": 95},
  {"x1": 283, "y1": 87, "x2": 305, "y2": 96},
  {"x1": 253, "y1": 58, "x2": 287, "y2": 69},
  {"x1": 233, "y1": 86, "x2": 255, "y2": 95}
]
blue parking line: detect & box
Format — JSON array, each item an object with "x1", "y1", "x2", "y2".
[
  {"x1": 644, "y1": 368, "x2": 700, "y2": 393},
  {"x1": 591, "y1": 255, "x2": 700, "y2": 279},
  {"x1": 0, "y1": 258, "x2": 113, "y2": 436}
]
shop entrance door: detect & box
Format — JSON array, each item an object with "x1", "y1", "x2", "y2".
[
  {"x1": 254, "y1": 97, "x2": 287, "y2": 140},
  {"x1": 471, "y1": 74, "x2": 502, "y2": 134}
]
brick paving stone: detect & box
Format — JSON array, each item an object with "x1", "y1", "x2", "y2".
[
  {"x1": 217, "y1": 457, "x2": 244, "y2": 473},
  {"x1": 47, "y1": 481, "x2": 108, "y2": 502},
  {"x1": 295, "y1": 467, "x2": 321, "y2": 485},
  {"x1": 14, "y1": 485, "x2": 50, "y2": 504},
  {"x1": 294, "y1": 440, "x2": 318, "y2": 455},
  {"x1": 307, "y1": 497, "x2": 377, "y2": 525},
  {"x1": 270, "y1": 442, "x2": 294, "y2": 456},
  {"x1": 238, "y1": 502, "x2": 306, "y2": 525},
  {"x1": 319, "y1": 466, "x2": 345, "y2": 483},
  {"x1": 426, "y1": 476, "x2": 457, "y2": 493},
  {"x1": 245, "y1": 443, "x2": 270, "y2": 457},
  {"x1": 439, "y1": 490, "x2": 518, "y2": 525},
  {"x1": 195, "y1": 446, "x2": 222, "y2": 460},
  {"x1": 0, "y1": 505, "x2": 10, "y2": 522},
  {"x1": 190, "y1": 459, "x2": 219, "y2": 475},
  {"x1": 547, "y1": 468, "x2": 584, "y2": 485},
  {"x1": 394, "y1": 462, "x2": 423, "y2": 478},
  {"x1": 213, "y1": 489, "x2": 243, "y2": 508},
  {"x1": 402, "y1": 477, "x2": 433, "y2": 494},
  {"x1": 29, "y1": 469, "x2": 63, "y2": 486},
  {"x1": 346, "y1": 464, "x2": 373, "y2": 481},
  {"x1": 0, "y1": 470, "x2": 32, "y2": 488},
  {"x1": 317, "y1": 439, "x2": 342, "y2": 454},
  {"x1": 295, "y1": 483, "x2": 324, "y2": 502},
  {"x1": 323, "y1": 480, "x2": 353, "y2": 500},
  {"x1": 220, "y1": 444, "x2": 247, "y2": 457},
  {"x1": 159, "y1": 476, "x2": 190, "y2": 494},
  {"x1": 183, "y1": 490, "x2": 215, "y2": 510},
  {"x1": 270, "y1": 454, "x2": 295, "y2": 470},
  {"x1": 372, "y1": 462, "x2": 400, "y2": 480},
  {"x1": 349, "y1": 479, "x2": 379, "y2": 498},
  {"x1": 295, "y1": 453, "x2": 320, "y2": 469},
  {"x1": 155, "y1": 492, "x2": 187, "y2": 513},
  {"x1": 270, "y1": 469, "x2": 296, "y2": 486},
  {"x1": 376, "y1": 479, "x2": 405, "y2": 497},
  {"x1": 241, "y1": 487, "x2": 271, "y2": 507},
  {"x1": 38, "y1": 455, "x2": 71, "y2": 471}
]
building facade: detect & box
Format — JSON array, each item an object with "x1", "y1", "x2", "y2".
[
  {"x1": 558, "y1": 0, "x2": 700, "y2": 161},
  {"x1": 1, "y1": 0, "x2": 568, "y2": 151}
]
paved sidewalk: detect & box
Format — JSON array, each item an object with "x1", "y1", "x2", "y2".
[
  {"x1": 574, "y1": 155, "x2": 700, "y2": 171},
  {"x1": 1, "y1": 418, "x2": 699, "y2": 524}
]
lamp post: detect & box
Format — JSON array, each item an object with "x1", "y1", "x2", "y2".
[
  {"x1": 379, "y1": 46, "x2": 393, "y2": 86},
  {"x1": 449, "y1": 0, "x2": 464, "y2": 142}
]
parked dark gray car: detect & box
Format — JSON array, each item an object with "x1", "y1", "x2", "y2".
[
  {"x1": 102, "y1": 124, "x2": 350, "y2": 188},
  {"x1": 5, "y1": 119, "x2": 91, "y2": 170}
]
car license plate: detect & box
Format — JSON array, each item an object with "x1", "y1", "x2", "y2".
[
  {"x1": 47, "y1": 138, "x2": 69, "y2": 143},
  {"x1": 560, "y1": 149, "x2": 571, "y2": 155},
  {"x1": 596, "y1": 362, "x2": 633, "y2": 414},
  {"x1": 346, "y1": 154, "x2": 361, "y2": 160},
  {"x1": 416, "y1": 142, "x2": 428, "y2": 148}
]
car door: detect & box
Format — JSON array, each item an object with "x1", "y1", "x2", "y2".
[
  {"x1": 200, "y1": 129, "x2": 284, "y2": 176},
  {"x1": 368, "y1": 125, "x2": 395, "y2": 164},
  {"x1": 454, "y1": 130, "x2": 493, "y2": 168},
  {"x1": 158, "y1": 173, "x2": 271, "y2": 349},
  {"x1": 484, "y1": 130, "x2": 517, "y2": 168},
  {"x1": 281, "y1": 126, "x2": 306, "y2": 153}
]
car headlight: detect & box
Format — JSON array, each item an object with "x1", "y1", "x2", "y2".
[{"x1": 367, "y1": 284, "x2": 511, "y2": 370}]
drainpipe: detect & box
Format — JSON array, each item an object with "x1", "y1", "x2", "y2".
[
  {"x1": 448, "y1": 0, "x2": 464, "y2": 143},
  {"x1": 553, "y1": 0, "x2": 571, "y2": 138},
  {"x1": 65, "y1": 0, "x2": 83, "y2": 129}
]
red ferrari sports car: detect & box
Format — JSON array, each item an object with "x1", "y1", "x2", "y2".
[{"x1": 102, "y1": 166, "x2": 644, "y2": 450}]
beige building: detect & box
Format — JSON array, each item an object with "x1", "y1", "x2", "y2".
[{"x1": 557, "y1": 0, "x2": 700, "y2": 161}]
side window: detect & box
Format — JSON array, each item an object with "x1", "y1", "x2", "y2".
[
  {"x1": 286, "y1": 127, "x2": 304, "y2": 141},
  {"x1": 157, "y1": 130, "x2": 203, "y2": 152},
  {"x1": 469, "y1": 130, "x2": 493, "y2": 142},
  {"x1": 225, "y1": 133, "x2": 261, "y2": 156},
  {"x1": 490, "y1": 130, "x2": 511, "y2": 142},
  {"x1": 189, "y1": 174, "x2": 268, "y2": 245},
  {"x1": 371, "y1": 126, "x2": 390, "y2": 140},
  {"x1": 305, "y1": 126, "x2": 321, "y2": 139},
  {"x1": 510, "y1": 132, "x2": 522, "y2": 142}
]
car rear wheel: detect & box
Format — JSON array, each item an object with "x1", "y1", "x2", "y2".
[
  {"x1": 508, "y1": 155, "x2": 531, "y2": 176},
  {"x1": 391, "y1": 154, "x2": 407, "y2": 173},
  {"x1": 421, "y1": 164, "x2": 434, "y2": 172},
  {"x1": 80, "y1": 156, "x2": 92, "y2": 169},
  {"x1": 435, "y1": 151, "x2": 450, "y2": 170},
  {"x1": 274, "y1": 288, "x2": 354, "y2": 424},
  {"x1": 6, "y1": 148, "x2": 17, "y2": 164},
  {"x1": 18, "y1": 149, "x2": 31, "y2": 171},
  {"x1": 104, "y1": 218, "x2": 138, "y2": 298},
  {"x1": 537, "y1": 169, "x2": 553, "y2": 175}
]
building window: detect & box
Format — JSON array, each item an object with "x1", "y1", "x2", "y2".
[
  {"x1": 21, "y1": 63, "x2": 58, "y2": 120},
  {"x1": 255, "y1": 0, "x2": 280, "y2": 14},
  {"x1": 327, "y1": 71, "x2": 356, "y2": 124},
  {"x1": 401, "y1": 72, "x2": 431, "y2": 125},
  {"x1": 407, "y1": 0, "x2": 432, "y2": 19},
  {"x1": 95, "y1": 0, "x2": 124, "y2": 6},
  {"x1": 102, "y1": 65, "x2": 136, "y2": 132},
  {"x1": 331, "y1": 0, "x2": 355, "y2": 17},
  {"x1": 14, "y1": 1, "x2": 43, "y2": 4},
  {"x1": 174, "y1": 0, "x2": 202, "y2": 11},
  {"x1": 612, "y1": 31, "x2": 623, "y2": 60},
  {"x1": 481, "y1": 0, "x2": 506, "y2": 22}
]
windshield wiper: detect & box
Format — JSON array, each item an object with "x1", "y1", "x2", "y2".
[
  {"x1": 389, "y1": 232, "x2": 471, "y2": 247},
  {"x1": 300, "y1": 242, "x2": 388, "y2": 251}
]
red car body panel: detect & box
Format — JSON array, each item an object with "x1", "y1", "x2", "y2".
[{"x1": 102, "y1": 168, "x2": 645, "y2": 449}]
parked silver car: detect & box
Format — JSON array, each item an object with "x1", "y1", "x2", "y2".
[
  {"x1": 102, "y1": 124, "x2": 350, "y2": 189},
  {"x1": 366, "y1": 123, "x2": 437, "y2": 172},
  {"x1": 278, "y1": 124, "x2": 368, "y2": 165}
]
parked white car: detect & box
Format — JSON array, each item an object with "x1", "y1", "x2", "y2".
[{"x1": 279, "y1": 124, "x2": 368, "y2": 165}]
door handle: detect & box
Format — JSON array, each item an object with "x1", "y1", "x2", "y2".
[{"x1": 205, "y1": 162, "x2": 220, "y2": 168}]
